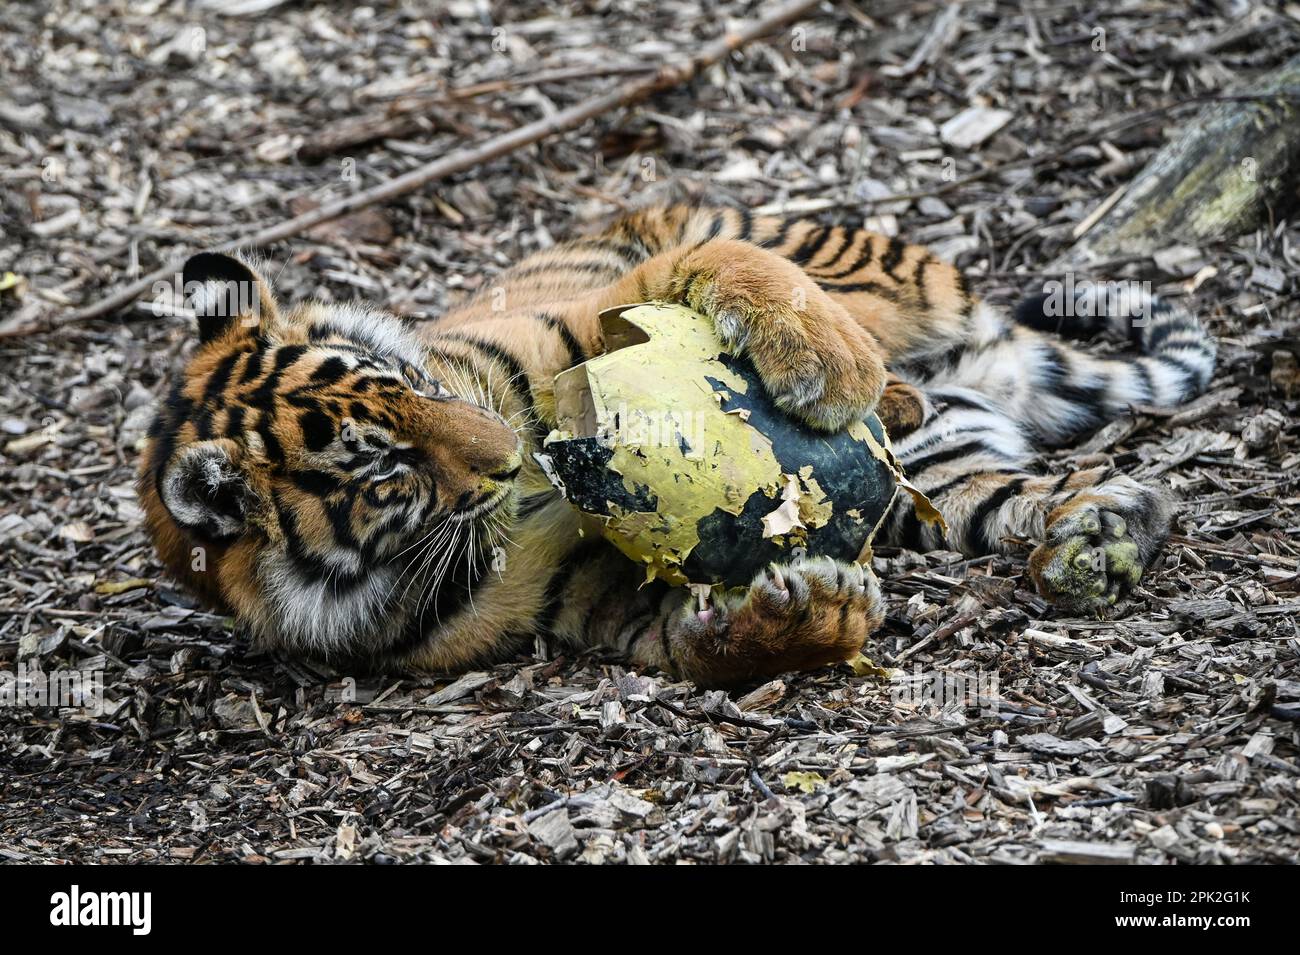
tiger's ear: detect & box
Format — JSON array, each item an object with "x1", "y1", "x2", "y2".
[
  {"x1": 159, "y1": 439, "x2": 256, "y2": 541},
  {"x1": 182, "y1": 252, "x2": 279, "y2": 344}
]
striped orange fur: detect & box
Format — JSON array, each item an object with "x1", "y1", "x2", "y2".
[{"x1": 139, "y1": 204, "x2": 1214, "y2": 687}]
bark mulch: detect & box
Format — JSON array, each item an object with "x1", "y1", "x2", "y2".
[{"x1": 1, "y1": 0, "x2": 1298, "y2": 863}]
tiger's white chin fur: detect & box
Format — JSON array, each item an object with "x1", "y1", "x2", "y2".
[{"x1": 247, "y1": 477, "x2": 513, "y2": 659}]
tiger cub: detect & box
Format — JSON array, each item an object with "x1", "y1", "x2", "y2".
[{"x1": 138, "y1": 205, "x2": 1215, "y2": 688}]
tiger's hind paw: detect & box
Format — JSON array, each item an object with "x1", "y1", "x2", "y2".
[{"x1": 1029, "y1": 498, "x2": 1164, "y2": 614}]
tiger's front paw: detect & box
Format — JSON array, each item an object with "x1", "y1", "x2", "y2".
[
  {"x1": 876, "y1": 378, "x2": 928, "y2": 438},
  {"x1": 669, "y1": 241, "x2": 887, "y2": 431},
  {"x1": 1029, "y1": 491, "x2": 1170, "y2": 614},
  {"x1": 669, "y1": 557, "x2": 885, "y2": 687}
]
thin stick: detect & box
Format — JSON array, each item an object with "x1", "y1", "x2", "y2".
[{"x1": 39, "y1": 0, "x2": 822, "y2": 335}]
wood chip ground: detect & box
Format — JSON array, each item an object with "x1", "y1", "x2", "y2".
[{"x1": 1, "y1": 1, "x2": 1298, "y2": 864}]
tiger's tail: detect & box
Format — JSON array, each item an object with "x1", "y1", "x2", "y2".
[{"x1": 1012, "y1": 280, "x2": 1216, "y2": 407}]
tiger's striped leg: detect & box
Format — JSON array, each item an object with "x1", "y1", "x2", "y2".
[
  {"x1": 588, "y1": 237, "x2": 889, "y2": 431},
  {"x1": 886, "y1": 394, "x2": 1172, "y2": 613},
  {"x1": 426, "y1": 233, "x2": 890, "y2": 445},
  {"x1": 391, "y1": 498, "x2": 878, "y2": 687},
  {"x1": 595, "y1": 205, "x2": 980, "y2": 362},
  {"x1": 893, "y1": 465, "x2": 1171, "y2": 613},
  {"x1": 448, "y1": 204, "x2": 1081, "y2": 396},
  {"x1": 434, "y1": 206, "x2": 974, "y2": 438},
  {"x1": 556, "y1": 555, "x2": 883, "y2": 689}
]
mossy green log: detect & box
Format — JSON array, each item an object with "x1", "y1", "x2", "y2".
[{"x1": 1069, "y1": 53, "x2": 1300, "y2": 263}]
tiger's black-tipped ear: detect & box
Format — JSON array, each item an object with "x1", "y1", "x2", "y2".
[
  {"x1": 158, "y1": 439, "x2": 255, "y2": 541},
  {"x1": 182, "y1": 252, "x2": 278, "y2": 344}
]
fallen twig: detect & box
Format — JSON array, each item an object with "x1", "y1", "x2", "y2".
[{"x1": 31, "y1": 0, "x2": 822, "y2": 338}]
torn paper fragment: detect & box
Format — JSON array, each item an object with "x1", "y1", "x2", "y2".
[
  {"x1": 761, "y1": 497, "x2": 805, "y2": 538},
  {"x1": 532, "y1": 451, "x2": 568, "y2": 498}
]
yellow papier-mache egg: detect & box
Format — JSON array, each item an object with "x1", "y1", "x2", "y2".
[{"x1": 535, "y1": 302, "x2": 943, "y2": 589}]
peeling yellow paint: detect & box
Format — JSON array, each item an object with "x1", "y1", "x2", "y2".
[
  {"x1": 546, "y1": 301, "x2": 948, "y2": 587},
  {"x1": 553, "y1": 303, "x2": 785, "y2": 584},
  {"x1": 853, "y1": 418, "x2": 948, "y2": 535}
]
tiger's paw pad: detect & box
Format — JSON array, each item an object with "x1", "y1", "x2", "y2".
[{"x1": 1030, "y1": 507, "x2": 1143, "y2": 614}]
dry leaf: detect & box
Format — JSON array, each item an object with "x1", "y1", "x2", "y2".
[
  {"x1": 95, "y1": 578, "x2": 153, "y2": 596},
  {"x1": 782, "y1": 771, "x2": 825, "y2": 794}
]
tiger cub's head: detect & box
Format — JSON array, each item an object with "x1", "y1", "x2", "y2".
[{"x1": 138, "y1": 253, "x2": 523, "y2": 657}]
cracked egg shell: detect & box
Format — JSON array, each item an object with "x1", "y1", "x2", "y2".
[{"x1": 537, "y1": 302, "x2": 902, "y2": 588}]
